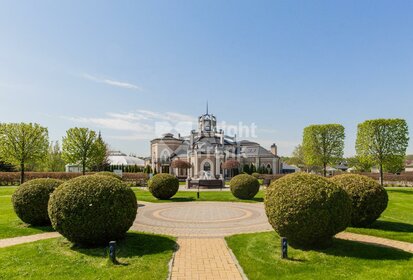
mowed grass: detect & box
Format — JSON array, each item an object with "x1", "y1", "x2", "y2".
[
  {"x1": 133, "y1": 187, "x2": 264, "y2": 203},
  {"x1": 346, "y1": 187, "x2": 413, "y2": 243},
  {"x1": 0, "y1": 232, "x2": 176, "y2": 280},
  {"x1": 0, "y1": 187, "x2": 53, "y2": 239},
  {"x1": 226, "y1": 231, "x2": 413, "y2": 280}
]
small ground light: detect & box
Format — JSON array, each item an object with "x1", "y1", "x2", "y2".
[
  {"x1": 109, "y1": 241, "x2": 117, "y2": 263},
  {"x1": 281, "y1": 237, "x2": 288, "y2": 259}
]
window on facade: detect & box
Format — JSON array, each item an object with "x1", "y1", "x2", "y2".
[{"x1": 203, "y1": 162, "x2": 211, "y2": 171}]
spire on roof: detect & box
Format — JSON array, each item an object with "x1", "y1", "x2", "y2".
[{"x1": 206, "y1": 100, "x2": 209, "y2": 115}]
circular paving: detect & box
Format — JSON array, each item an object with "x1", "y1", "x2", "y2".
[{"x1": 131, "y1": 202, "x2": 273, "y2": 237}]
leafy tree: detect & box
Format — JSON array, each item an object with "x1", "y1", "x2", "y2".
[
  {"x1": 284, "y1": 145, "x2": 306, "y2": 169},
  {"x1": 346, "y1": 156, "x2": 372, "y2": 172},
  {"x1": 45, "y1": 141, "x2": 66, "y2": 172},
  {"x1": 356, "y1": 118, "x2": 409, "y2": 185},
  {"x1": 0, "y1": 123, "x2": 49, "y2": 183},
  {"x1": 303, "y1": 124, "x2": 345, "y2": 177},
  {"x1": 62, "y1": 128, "x2": 100, "y2": 175},
  {"x1": 243, "y1": 164, "x2": 250, "y2": 174},
  {"x1": 383, "y1": 155, "x2": 405, "y2": 174},
  {"x1": 90, "y1": 132, "x2": 109, "y2": 171}
]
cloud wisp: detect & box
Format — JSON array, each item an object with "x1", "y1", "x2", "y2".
[
  {"x1": 82, "y1": 73, "x2": 143, "y2": 91},
  {"x1": 62, "y1": 110, "x2": 197, "y2": 140}
]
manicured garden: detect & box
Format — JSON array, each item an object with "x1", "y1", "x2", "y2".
[
  {"x1": 226, "y1": 231, "x2": 413, "y2": 280},
  {"x1": 0, "y1": 232, "x2": 175, "y2": 280},
  {"x1": 0, "y1": 187, "x2": 53, "y2": 239},
  {"x1": 346, "y1": 187, "x2": 413, "y2": 243},
  {"x1": 133, "y1": 188, "x2": 264, "y2": 203}
]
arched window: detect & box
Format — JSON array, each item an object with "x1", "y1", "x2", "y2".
[{"x1": 203, "y1": 161, "x2": 211, "y2": 171}]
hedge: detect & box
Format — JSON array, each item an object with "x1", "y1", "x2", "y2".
[{"x1": 0, "y1": 172, "x2": 148, "y2": 185}]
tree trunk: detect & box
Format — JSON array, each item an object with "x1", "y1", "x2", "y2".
[
  {"x1": 20, "y1": 162, "x2": 25, "y2": 185},
  {"x1": 379, "y1": 162, "x2": 384, "y2": 186},
  {"x1": 82, "y1": 160, "x2": 86, "y2": 175},
  {"x1": 323, "y1": 163, "x2": 327, "y2": 177}
]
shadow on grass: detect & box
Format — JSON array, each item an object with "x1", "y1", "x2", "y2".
[
  {"x1": 70, "y1": 232, "x2": 176, "y2": 260},
  {"x1": 360, "y1": 220, "x2": 413, "y2": 233},
  {"x1": 319, "y1": 238, "x2": 412, "y2": 260},
  {"x1": 19, "y1": 223, "x2": 54, "y2": 233}
]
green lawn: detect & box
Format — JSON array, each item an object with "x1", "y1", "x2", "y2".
[
  {"x1": 346, "y1": 188, "x2": 413, "y2": 243},
  {"x1": 0, "y1": 232, "x2": 175, "y2": 280},
  {"x1": 0, "y1": 187, "x2": 53, "y2": 239},
  {"x1": 133, "y1": 188, "x2": 264, "y2": 203},
  {"x1": 226, "y1": 231, "x2": 413, "y2": 280}
]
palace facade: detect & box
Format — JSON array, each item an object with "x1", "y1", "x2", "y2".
[{"x1": 150, "y1": 110, "x2": 281, "y2": 179}]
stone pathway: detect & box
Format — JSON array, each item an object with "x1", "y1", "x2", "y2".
[
  {"x1": 336, "y1": 232, "x2": 413, "y2": 253},
  {"x1": 0, "y1": 232, "x2": 61, "y2": 248},
  {"x1": 170, "y1": 238, "x2": 244, "y2": 280},
  {"x1": 132, "y1": 202, "x2": 272, "y2": 237}
]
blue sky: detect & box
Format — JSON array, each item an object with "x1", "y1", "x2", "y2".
[{"x1": 0, "y1": 0, "x2": 412, "y2": 157}]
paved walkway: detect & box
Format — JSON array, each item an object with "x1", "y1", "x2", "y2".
[
  {"x1": 170, "y1": 238, "x2": 244, "y2": 280},
  {"x1": 132, "y1": 202, "x2": 272, "y2": 237},
  {"x1": 336, "y1": 232, "x2": 413, "y2": 253},
  {"x1": 0, "y1": 232, "x2": 61, "y2": 248}
]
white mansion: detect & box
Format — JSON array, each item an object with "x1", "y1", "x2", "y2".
[{"x1": 150, "y1": 110, "x2": 282, "y2": 179}]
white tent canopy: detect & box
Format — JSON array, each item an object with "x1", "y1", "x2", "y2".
[{"x1": 107, "y1": 151, "x2": 145, "y2": 166}]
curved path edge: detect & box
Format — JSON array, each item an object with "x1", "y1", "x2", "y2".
[
  {"x1": 0, "y1": 232, "x2": 61, "y2": 248},
  {"x1": 335, "y1": 232, "x2": 413, "y2": 253}
]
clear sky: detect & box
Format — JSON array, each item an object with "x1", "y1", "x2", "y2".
[{"x1": 1, "y1": 1, "x2": 412, "y2": 157}]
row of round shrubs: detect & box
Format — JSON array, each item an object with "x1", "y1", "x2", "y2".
[
  {"x1": 12, "y1": 172, "x2": 137, "y2": 246},
  {"x1": 264, "y1": 173, "x2": 388, "y2": 249}
]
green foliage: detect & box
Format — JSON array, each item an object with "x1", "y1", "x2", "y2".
[
  {"x1": 48, "y1": 176, "x2": 137, "y2": 246},
  {"x1": 143, "y1": 165, "x2": 153, "y2": 174},
  {"x1": 302, "y1": 124, "x2": 345, "y2": 176},
  {"x1": 284, "y1": 144, "x2": 306, "y2": 169},
  {"x1": 62, "y1": 128, "x2": 105, "y2": 174},
  {"x1": 230, "y1": 174, "x2": 260, "y2": 199},
  {"x1": 44, "y1": 141, "x2": 66, "y2": 172},
  {"x1": 0, "y1": 123, "x2": 49, "y2": 183},
  {"x1": 12, "y1": 178, "x2": 63, "y2": 225},
  {"x1": 0, "y1": 160, "x2": 14, "y2": 172},
  {"x1": 331, "y1": 174, "x2": 388, "y2": 227},
  {"x1": 383, "y1": 155, "x2": 405, "y2": 174},
  {"x1": 265, "y1": 173, "x2": 351, "y2": 248},
  {"x1": 148, "y1": 173, "x2": 179, "y2": 200},
  {"x1": 346, "y1": 156, "x2": 372, "y2": 172},
  {"x1": 242, "y1": 164, "x2": 251, "y2": 174},
  {"x1": 356, "y1": 119, "x2": 409, "y2": 184},
  {"x1": 90, "y1": 132, "x2": 109, "y2": 171}
]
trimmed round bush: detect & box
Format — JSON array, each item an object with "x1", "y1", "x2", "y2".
[
  {"x1": 93, "y1": 171, "x2": 122, "y2": 180},
  {"x1": 12, "y1": 178, "x2": 63, "y2": 226},
  {"x1": 251, "y1": 172, "x2": 260, "y2": 179},
  {"x1": 265, "y1": 173, "x2": 351, "y2": 249},
  {"x1": 330, "y1": 174, "x2": 388, "y2": 227},
  {"x1": 230, "y1": 174, "x2": 260, "y2": 199},
  {"x1": 148, "y1": 173, "x2": 179, "y2": 200},
  {"x1": 48, "y1": 176, "x2": 137, "y2": 246}
]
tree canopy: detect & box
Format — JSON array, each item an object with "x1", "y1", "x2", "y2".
[
  {"x1": 62, "y1": 128, "x2": 104, "y2": 175},
  {"x1": 0, "y1": 123, "x2": 49, "y2": 183},
  {"x1": 356, "y1": 118, "x2": 409, "y2": 185},
  {"x1": 302, "y1": 124, "x2": 345, "y2": 176}
]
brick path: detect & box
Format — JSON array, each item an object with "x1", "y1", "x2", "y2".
[
  {"x1": 170, "y1": 238, "x2": 244, "y2": 280},
  {"x1": 132, "y1": 202, "x2": 272, "y2": 237}
]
